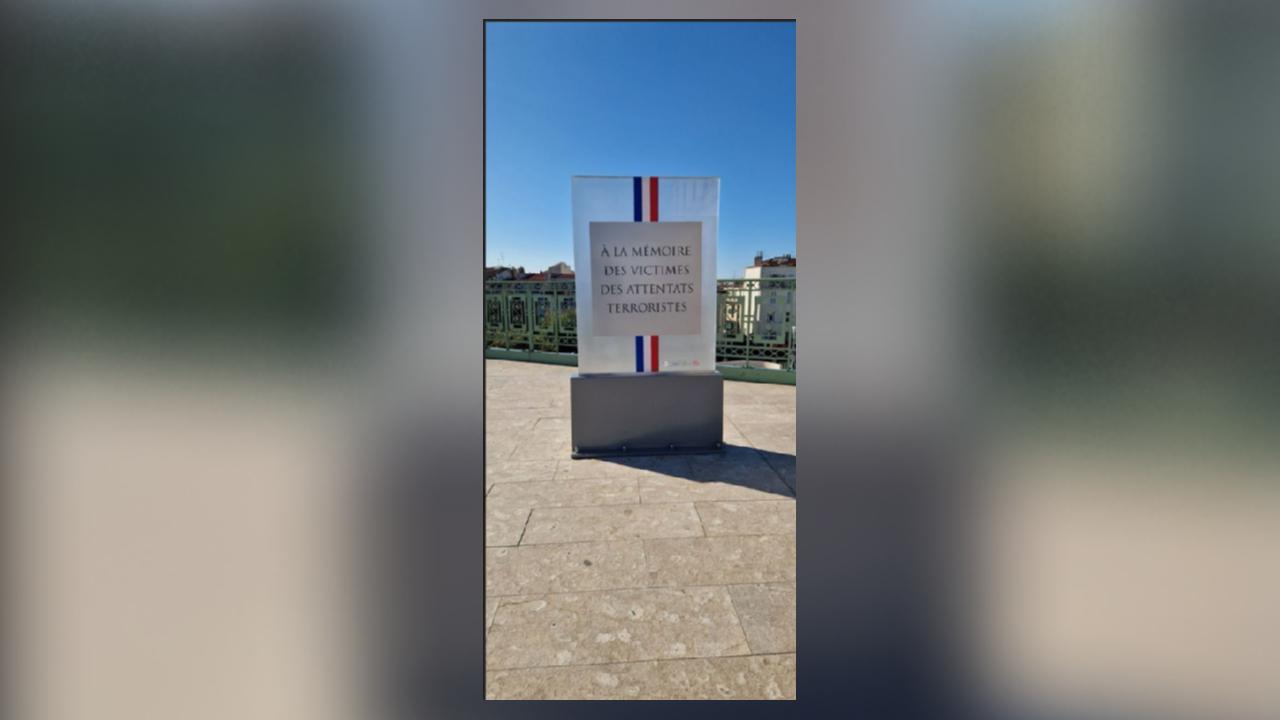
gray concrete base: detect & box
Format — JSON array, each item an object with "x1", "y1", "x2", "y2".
[{"x1": 570, "y1": 373, "x2": 724, "y2": 458}]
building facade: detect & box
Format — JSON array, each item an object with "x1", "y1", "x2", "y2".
[{"x1": 742, "y1": 252, "x2": 796, "y2": 342}]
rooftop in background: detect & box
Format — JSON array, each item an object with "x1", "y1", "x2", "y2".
[
  {"x1": 484, "y1": 266, "x2": 525, "y2": 281},
  {"x1": 751, "y1": 252, "x2": 796, "y2": 268},
  {"x1": 485, "y1": 262, "x2": 575, "y2": 281}
]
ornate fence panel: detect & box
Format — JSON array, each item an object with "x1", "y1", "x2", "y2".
[
  {"x1": 484, "y1": 278, "x2": 794, "y2": 380},
  {"x1": 484, "y1": 279, "x2": 577, "y2": 353},
  {"x1": 714, "y1": 277, "x2": 796, "y2": 371}
]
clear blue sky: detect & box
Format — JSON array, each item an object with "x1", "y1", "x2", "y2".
[{"x1": 485, "y1": 21, "x2": 795, "y2": 278}]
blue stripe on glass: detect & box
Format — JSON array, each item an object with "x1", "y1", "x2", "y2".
[{"x1": 632, "y1": 181, "x2": 643, "y2": 370}]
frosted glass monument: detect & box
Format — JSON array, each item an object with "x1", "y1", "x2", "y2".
[{"x1": 569, "y1": 176, "x2": 724, "y2": 458}]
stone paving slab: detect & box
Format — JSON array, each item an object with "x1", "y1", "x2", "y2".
[
  {"x1": 644, "y1": 535, "x2": 796, "y2": 587},
  {"x1": 729, "y1": 416, "x2": 796, "y2": 433},
  {"x1": 746, "y1": 437, "x2": 796, "y2": 456},
  {"x1": 553, "y1": 455, "x2": 710, "y2": 481},
  {"x1": 486, "y1": 506, "x2": 531, "y2": 547},
  {"x1": 485, "y1": 412, "x2": 539, "y2": 430},
  {"x1": 606, "y1": 456, "x2": 699, "y2": 479},
  {"x1": 532, "y1": 416, "x2": 571, "y2": 432},
  {"x1": 639, "y1": 472, "x2": 791, "y2": 503},
  {"x1": 487, "y1": 420, "x2": 529, "y2": 436},
  {"x1": 486, "y1": 441, "x2": 517, "y2": 462},
  {"x1": 484, "y1": 360, "x2": 796, "y2": 699},
  {"x1": 761, "y1": 454, "x2": 797, "y2": 492},
  {"x1": 512, "y1": 426, "x2": 571, "y2": 443},
  {"x1": 552, "y1": 458, "x2": 624, "y2": 480},
  {"x1": 487, "y1": 477, "x2": 639, "y2": 510},
  {"x1": 480, "y1": 390, "x2": 569, "y2": 411},
  {"x1": 485, "y1": 653, "x2": 796, "y2": 700},
  {"x1": 728, "y1": 583, "x2": 797, "y2": 654},
  {"x1": 688, "y1": 446, "x2": 782, "y2": 480},
  {"x1": 486, "y1": 587, "x2": 751, "y2": 669},
  {"x1": 732, "y1": 422, "x2": 796, "y2": 455},
  {"x1": 696, "y1": 500, "x2": 796, "y2": 536},
  {"x1": 486, "y1": 598, "x2": 500, "y2": 634},
  {"x1": 486, "y1": 541, "x2": 648, "y2": 596},
  {"x1": 520, "y1": 503, "x2": 704, "y2": 545},
  {"x1": 722, "y1": 421, "x2": 751, "y2": 446},
  {"x1": 508, "y1": 431, "x2": 573, "y2": 461},
  {"x1": 609, "y1": 455, "x2": 699, "y2": 473},
  {"x1": 486, "y1": 459, "x2": 558, "y2": 485}
]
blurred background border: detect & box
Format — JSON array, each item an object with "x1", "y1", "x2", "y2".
[{"x1": 4, "y1": 1, "x2": 1277, "y2": 718}]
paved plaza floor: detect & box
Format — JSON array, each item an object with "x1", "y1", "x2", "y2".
[{"x1": 484, "y1": 359, "x2": 796, "y2": 700}]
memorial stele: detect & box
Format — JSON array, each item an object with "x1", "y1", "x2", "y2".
[{"x1": 569, "y1": 176, "x2": 723, "y2": 457}]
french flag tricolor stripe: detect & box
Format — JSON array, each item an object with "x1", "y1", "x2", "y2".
[{"x1": 633, "y1": 176, "x2": 660, "y2": 373}]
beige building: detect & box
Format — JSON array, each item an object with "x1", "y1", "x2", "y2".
[{"x1": 741, "y1": 252, "x2": 796, "y2": 342}]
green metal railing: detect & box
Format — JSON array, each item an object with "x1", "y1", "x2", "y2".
[
  {"x1": 484, "y1": 279, "x2": 579, "y2": 355},
  {"x1": 485, "y1": 278, "x2": 796, "y2": 384}
]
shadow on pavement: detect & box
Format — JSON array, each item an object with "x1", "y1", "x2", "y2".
[{"x1": 591, "y1": 443, "x2": 797, "y2": 499}]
